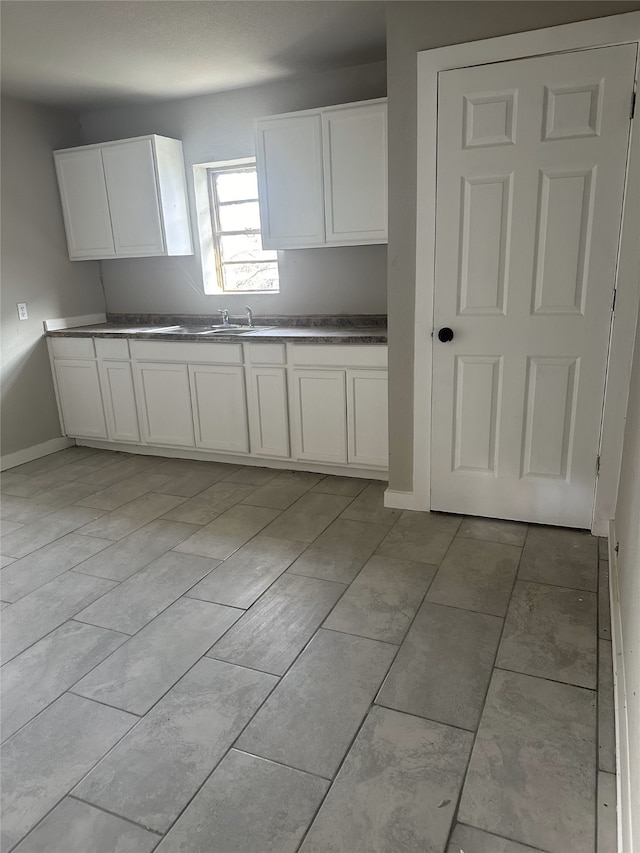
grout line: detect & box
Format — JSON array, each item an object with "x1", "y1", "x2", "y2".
[
  {"x1": 67, "y1": 795, "x2": 164, "y2": 835},
  {"x1": 372, "y1": 700, "x2": 477, "y2": 734},
  {"x1": 493, "y1": 665, "x2": 597, "y2": 693},
  {"x1": 454, "y1": 821, "x2": 555, "y2": 853},
  {"x1": 229, "y1": 747, "x2": 332, "y2": 782}
]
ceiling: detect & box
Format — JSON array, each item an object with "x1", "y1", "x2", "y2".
[{"x1": 0, "y1": 0, "x2": 387, "y2": 110}]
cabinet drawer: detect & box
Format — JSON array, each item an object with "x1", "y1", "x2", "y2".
[
  {"x1": 289, "y1": 344, "x2": 387, "y2": 369},
  {"x1": 246, "y1": 343, "x2": 286, "y2": 365},
  {"x1": 50, "y1": 337, "x2": 95, "y2": 359},
  {"x1": 130, "y1": 340, "x2": 243, "y2": 364},
  {"x1": 95, "y1": 338, "x2": 130, "y2": 360}
]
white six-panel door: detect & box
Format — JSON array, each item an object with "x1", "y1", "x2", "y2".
[{"x1": 431, "y1": 44, "x2": 637, "y2": 527}]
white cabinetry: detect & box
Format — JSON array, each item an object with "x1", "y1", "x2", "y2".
[
  {"x1": 347, "y1": 370, "x2": 389, "y2": 467},
  {"x1": 133, "y1": 362, "x2": 195, "y2": 447},
  {"x1": 256, "y1": 99, "x2": 387, "y2": 249},
  {"x1": 245, "y1": 345, "x2": 290, "y2": 458},
  {"x1": 96, "y1": 340, "x2": 140, "y2": 444},
  {"x1": 290, "y1": 369, "x2": 348, "y2": 464},
  {"x1": 189, "y1": 365, "x2": 249, "y2": 453},
  {"x1": 54, "y1": 135, "x2": 193, "y2": 261},
  {"x1": 53, "y1": 359, "x2": 107, "y2": 439}
]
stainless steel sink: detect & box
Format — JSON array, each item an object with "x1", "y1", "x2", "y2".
[{"x1": 138, "y1": 325, "x2": 274, "y2": 336}]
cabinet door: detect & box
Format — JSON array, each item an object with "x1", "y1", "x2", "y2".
[
  {"x1": 102, "y1": 139, "x2": 165, "y2": 256},
  {"x1": 347, "y1": 370, "x2": 388, "y2": 468},
  {"x1": 256, "y1": 114, "x2": 325, "y2": 248},
  {"x1": 322, "y1": 102, "x2": 388, "y2": 244},
  {"x1": 247, "y1": 367, "x2": 290, "y2": 457},
  {"x1": 290, "y1": 369, "x2": 347, "y2": 464},
  {"x1": 99, "y1": 360, "x2": 140, "y2": 443},
  {"x1": 54, "y1": 149, "x2": 115, "y2": 259},
  {"x1": 54, "y1": 359, "x2": 107, "y2": 438},
  {"x1": 189, "y1": 365, "x2": 249, "y2": 453},
  {"x1": 133, "y1": 362, "x2": 194, "y2": 446}
]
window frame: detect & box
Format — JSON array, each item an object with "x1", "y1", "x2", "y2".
[{"x1": 205, "y1": 161, "x2": 279, "y2": 295}]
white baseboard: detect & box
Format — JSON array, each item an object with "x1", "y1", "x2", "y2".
[
  {"x1": 608, "y1": 520, "x2": 632, "y2": 853},
  {"x1": 0, "y1": 437, "x2": 75, "y2": 471},
  {"x1": 75, "y1": 439, "x2": 388, "y2": 481},
  {"x1": 384, "y1": 488, "x2": 423, "y2": 510}
]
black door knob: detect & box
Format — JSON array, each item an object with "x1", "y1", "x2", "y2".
[{"x1": 438, "y1": 327, "x2": 454, "y2": 343}]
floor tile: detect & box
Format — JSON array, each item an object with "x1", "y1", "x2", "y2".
[
  {"x1": 261, "y1": 492, "x2": 353, "y2": 542},
  {"x1": 339, "y1": 481, "x2": 401, "y2": 526},
  {"x1": 173, "y1": 504, "x2": 281, "y2": 559},
  {"x1": 155, "y1": 461, "x2": 242, "y2": 496},
  {"x1": 0, "y1": 554, "x2": 16, "y2": 568},
  {"x1": 72, "y1": 518, "x2": 200, "y2": 581},
  {"x1": 311, "y1": 475, "x2": 370, "y2": 497},
  {"x1": 377, "y1": 601, "x2": 502, "y2": 731},
  {"x1": 0, "y1": 571, "x2": 116, "y2": 665},
  {"x1": 0, "y1": 693, "x2": 136, "y2": 851},
  {"x1": 12, "y1": 797, "x2": 159, "y2": 853},
  {"x1": 458, "y1": 516, "x2": 528, "y2": 547},
  {"x1": 597, "y1": 771, "x2": 617, "y2": 853},
  {"x1": 497, "y1": 581, "x2": 597, "y2": 688},
  {"x1": 77, "y1": 472, "x2": 173, "y2": 510},
  {"x1": 156, "y1": 750, "x2": 329, "y2": 853},
  {"x1": 519, "y1": 526, "x2": 598, "y2": 592},
  {"x1": 209, "y1": 573, "x2": 346, "y2": 675},
  {"x1": 187, "y1": 535, "x2": 305, "y2": 608},
  {"x1": 0, "y1": 533, "x2": 111, "y2": 602},
  {"x1": 458, "y1": 669, "x2": 596, "y2": 853},
  {"x1": 75, "y1": 551, "x2": 220, "y2": 634},
  {"x1": 9, "y1": 448, "x2": 90, "y2": 477},
  {"x1": 598, "y1": 639, "x2": 615, "y2": 774},
  {"x1": 0, "y1": 505, "x2": 103, "y2": 557},
  {"x1": 2, "y1": 463, "x2": 101, "y2": 498},
  {"x1": 446, "y1": 824, "x2": 545, "y2": 853},
  {"x1": 299, "y1": 706, "x2": 473, "y2": 853},
  {"x1": 241, "y1": 470, "x2": 323, "y2": 509},
  {"x1": 223, "y1": 466, "x2": 279, "y2": 486},
  {"x1": 0, "y1": 494, "x2": 57, "y2": 524},
  {"x1": 1, "y1": 620, "x2": 127, "y2": 742},
  {"x1": 74, "y1": 658, "x2": 277, "y2": 832},
  {"x1": 161, "y1": 481, "x2": 256, "y2": 525},
  {"x1": 75, "y1": 493, "x2": 186, "y2": 541},
  {"x1": 323, "y1": 554, "x2": 436, "y2": 644},
  {"x1": 287, "y1": 518, "x2": 389, "y2": 583},
  {"x1": 23, "y1": 479, "x2": 102, "y2": 511},
  {"x1": 426, "y1": 537, "x2": 521, "y2": 617},
  {"x1": 73, "y1": 597, "x2": 241, "y2": 714},
  {"x1": 0, "y1": 600, "x2": 10, "y2": 609},
  {"x1": 238, "y1": 629, "x2": 396, "y2": 778},
  {"x1": 599, "y1": 559, "x2": 611, "y2": 640},
  {"x1": 376, "y1": 510, "x2": 461, "y2": 564},
  {"x1": 598, "y1": 537, "x2": 609, "y2": 560},
  {"x1": 1, "y1": 519, "x2": 24, "y2": 536},
  {"x1": 77, "y1": 454, "x2": 165, "y2": 488},
  {"x1": 0, "y1": 470, "x2": 32, "y2": 494}
]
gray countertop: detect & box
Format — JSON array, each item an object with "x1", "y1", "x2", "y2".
[{"x1": 46, "y1": 321, "x2": 388, "y2": 345}]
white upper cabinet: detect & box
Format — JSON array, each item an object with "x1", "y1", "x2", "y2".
[
  {"x1": 255, "y1": 98, "x2": 387, "y2": 249},
  {"x1": 323, "y1": 102, "x2": 388, "y2": 244},
  {"x1": 256, "y1": 115, "x2": 325, "y2": 248},
  {"x1": 54, "y1": 135, "x2": 193, "y2": 261}
]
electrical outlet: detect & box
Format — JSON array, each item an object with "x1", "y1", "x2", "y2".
[{"x1": 17, "y1": 303, "x2": 28, "y2": 320}]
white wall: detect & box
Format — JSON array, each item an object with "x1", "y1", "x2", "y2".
[
  {"x1": 613, "y1": 301, "x2": 640, "y2": 850},
  {"x1": 78, "y1": 61, "x2": 388, "y2": 318},
  {"x1": 0, "y1": 96, "x2": 105, "y2": 459}
]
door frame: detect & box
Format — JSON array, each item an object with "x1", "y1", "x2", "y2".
[{"x1": 407, "y1": 12, "x2": 640, "y2": 537}]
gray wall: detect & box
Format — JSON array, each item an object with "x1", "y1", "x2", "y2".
[
  {"x1": 614, "y1": 301, "x2": 640, "y2": 845},
  {"x1": 1, "y1": 96, "x2": 105, "y2": 459},
  {"x1": 385, "y1": 0, "x2": 640, "y2": 491},
  {"x1": 79, "y1": 61, "x2": 388, "y2": 317}
]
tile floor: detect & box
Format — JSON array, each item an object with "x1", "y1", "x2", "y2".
[{"x1": 0, "y1": 446, "x2": 616, "y2": 853}]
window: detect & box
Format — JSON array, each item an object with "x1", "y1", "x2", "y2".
[{"x1": 206, "y1": 163, "x2": 279, "y2": 293}]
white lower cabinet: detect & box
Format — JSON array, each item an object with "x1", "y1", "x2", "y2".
[
  {"x1": 347, "y1": 370, "x2": 389, "y2": 467},
  {"x1": 189, "y1": 364, "x2": 249, "y2": 453},
  {"x1": 98, "y1": 360, "x2": 140, "y2": 443},
  {"x1": 49, "y1": 337, "x2": 388, "y2": 473},
  {"x1": 290, "y1": 369, "x2": 348, "y2": 464},
  {"x1": 246, "y1": 367, "x2": 290, "y2": 457},
  {"x1": 53, "y1": 359, "x2": 107, "y2": 439},
  {"x1": 133, "y1": 362, "x2": 195, "y2": 447}
]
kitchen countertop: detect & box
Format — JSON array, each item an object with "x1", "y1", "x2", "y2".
[{"x1": 46, "y1": 315, "x2": 388, "y2": 345}]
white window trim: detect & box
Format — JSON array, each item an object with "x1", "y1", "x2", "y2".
[{"x1": 193, "y1": 157, "x2": 279, "y2": 295}]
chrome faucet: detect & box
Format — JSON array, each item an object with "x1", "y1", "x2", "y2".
[
  {"x1": 217, "y1": 308, "x2": 230, "y2": 327},
  {"x1": 245, "y1": 305, "x2": 254, "y2": 328}
]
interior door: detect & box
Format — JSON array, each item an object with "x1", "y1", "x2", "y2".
[{"x1": 431, "y1": 44, "x2": 637, "y2": 527}]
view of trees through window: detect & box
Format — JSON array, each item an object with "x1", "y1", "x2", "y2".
[{"x1": 208, "y1": 165, "x2": 279, "y2": 292}]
